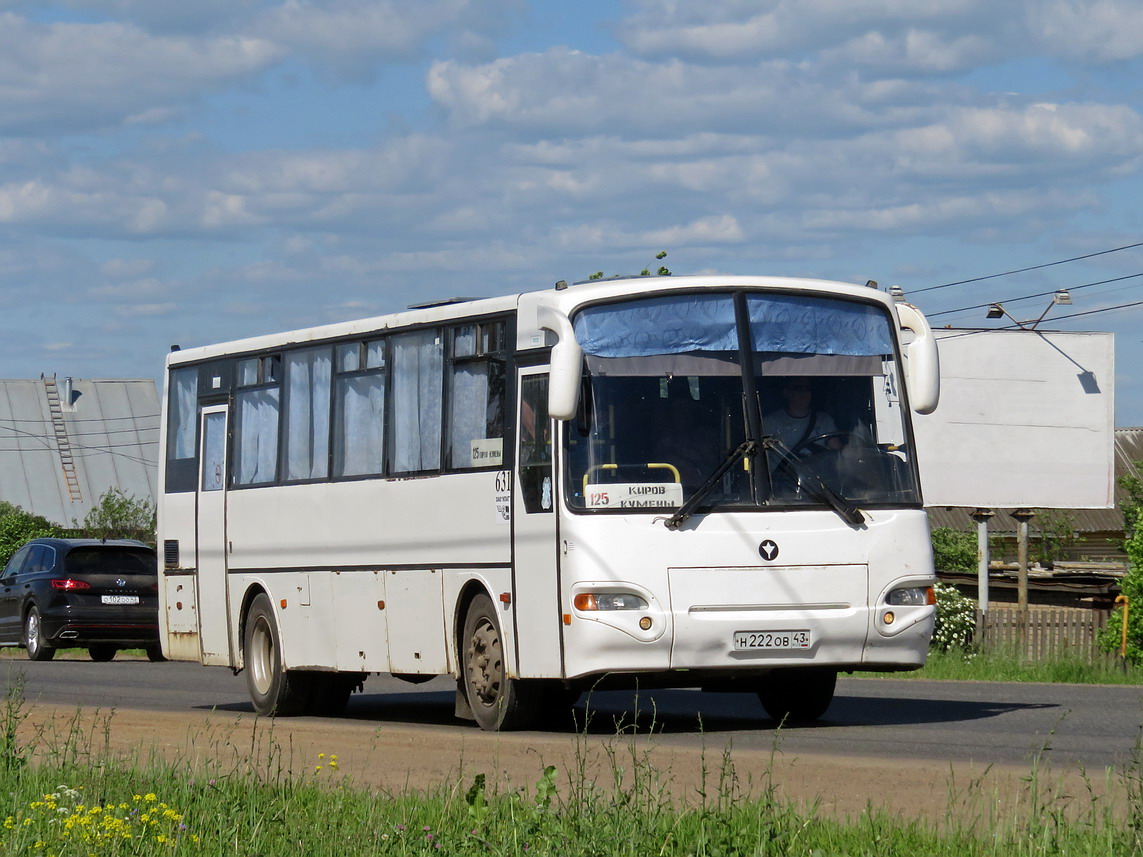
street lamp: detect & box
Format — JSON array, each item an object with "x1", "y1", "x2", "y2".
[{"x1": 985, "y1": 289, "x2": 1072, "y2": 329}]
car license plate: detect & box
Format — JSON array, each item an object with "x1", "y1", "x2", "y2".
[
  {"x1": 101, "y1": 595, "x2": 139, "y2": 605},
  {"x1": 733, "y1": 630, "x2": 811, "y2": 650}
]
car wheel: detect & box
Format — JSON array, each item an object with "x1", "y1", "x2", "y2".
[
  {"x1": 757, "y1": 668, "x2": 837, "y2": 723},
  {"x1": 24, "y1": 607, "x2": 55, "y2": 662},
  {"x1": 88, "y1": 645, "x2": 117, "y2": 662},
  {"x1": 145, "y1": 643, "x2": 167, "y2": 662},
  {"x1": 243, "y1": 593, "x2": 312, "y2": 716},
  {"x1": 461, "y1": 593, "x2": 540, "y2": 731}
]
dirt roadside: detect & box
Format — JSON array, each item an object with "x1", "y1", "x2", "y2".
[{"x1": 15, "y1": 702, "x2": 1113, "y2": 825}]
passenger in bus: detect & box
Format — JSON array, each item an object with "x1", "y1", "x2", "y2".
[{"x1": 763, "y1": 377, "x2": 844, "y2": 456}]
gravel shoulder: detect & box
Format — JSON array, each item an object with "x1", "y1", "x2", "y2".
[{"x1": 15, "y1": 701, "x2": 1111, "y2": 824}]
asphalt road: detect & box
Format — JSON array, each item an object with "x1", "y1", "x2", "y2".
[{"x1": 4, "y1": 655, "x2": 1142, "y2": 772}]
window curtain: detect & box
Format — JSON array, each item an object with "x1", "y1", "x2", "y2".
[
  {"x1": 235, "y1": 388, "x2": 280, "y2": 485},
  {"x1": 391, "y1": 330, "x2": 443, "y2": 472},
  {"x1": 449, "y1": 364, "x2": 489, "y2": 467},
  {"x1": 747, "y1": 294, "x2": 893, "y2": 356},
  {"x1": 168, "y1": 367, "x2": 198, "y2": 460},
  {"x1": 334, "y1": 373, "x2": 386, "y2": 476},
  {"x1": 284, "y1": 347, "x2": 331, "y2": 480}
]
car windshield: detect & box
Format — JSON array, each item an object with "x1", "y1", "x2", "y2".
[
  {"x1": 564, "y1": 291, "x2": 921, "y2": 515},
  {"x1": 64, "y1": 547, "x2": 157, "y2": 576}
]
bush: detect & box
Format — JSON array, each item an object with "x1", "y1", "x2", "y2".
[
  {"x1": 1032, "y1": 508, "x2": 1080, "y2": 566},
  {"x1": 0, "y1": 507, "x2": 64, "y2": 567},
  {"x1": 1100, "y1": 523, "x2": 1143, "y2": 664},
  {"x1": 932, "y1": 582, "x2": 975, "y2": 651},
  {"x1": 931, "y1": 527, "x2": 977, "y2": 573},
  {"x1": 75, "y1": 488, "x2": 156, "y2": 543}
]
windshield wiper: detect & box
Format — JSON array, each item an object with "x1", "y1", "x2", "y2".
[
  {"x1": 761, "y1": 436, "x2": 866, "y2": 526},
  {"x1": 664, "y1": 440, "x2": 757, "y2": 530}
]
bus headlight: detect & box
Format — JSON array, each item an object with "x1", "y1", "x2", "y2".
[
  {"x1": 574, "y1": 592, "x2": 649, "y2": 611},
  {"x1": 886, "y1": 586, "x2": 936, "y2": 606}
]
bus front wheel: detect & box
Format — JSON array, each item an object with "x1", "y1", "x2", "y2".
[
  {"x1": 757, "y1": 668, "x2": 837, "y2": 723},
  {"x1": 244, "y1": 593, "x2": 312, "y2": 716},
  {"x1": 461, "y1": 594, "x2": 540, "y2": 731}
]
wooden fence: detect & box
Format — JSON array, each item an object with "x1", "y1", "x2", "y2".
[{"x1": 976, "y1": 607, "x2": 1110, "y2": 661}]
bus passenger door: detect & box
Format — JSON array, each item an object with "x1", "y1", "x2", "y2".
[
  {"x1": 511, "y1": 371, "x2": 563, "y2": 677},
  {"x1": 196, "y1": 405, "x2": 232, "y2": 665}
]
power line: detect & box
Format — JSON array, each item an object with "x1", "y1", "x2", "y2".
[
  {"x1": 935, "y1": 296, "x2": 1143, "y2": 340},
  {"x1": 0, "y1": 414, "x2": 160, "y2": 424},
  {"x1": 927, "y1": 271, "x2": 1143, "y2": 318},
  {"x1": 1043, "y1": 298, "x2": 1143, "y2": 324},
  {"x1": 913, "y1": 240, "x2": 1143, "y2": 295}
]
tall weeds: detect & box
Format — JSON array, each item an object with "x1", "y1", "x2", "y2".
[{"x1": 2, "y1": 676, "x2": 1142, "y2": 856}]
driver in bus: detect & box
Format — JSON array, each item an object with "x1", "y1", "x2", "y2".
[{"x1": 763, "y1": 377, "x2": 844, "y2": 456}]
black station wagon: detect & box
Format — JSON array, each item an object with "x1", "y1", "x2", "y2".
[{"x1": 0, "y1": 538, "x2": 163, "y2": 662}]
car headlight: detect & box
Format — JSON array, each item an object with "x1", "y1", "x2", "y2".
[
  {"x1": 573, "y1": 592, "x2": 649, "y2": 611},
  {"x1": 886, "y1": 586, "x2": 935, "y2": 606}
]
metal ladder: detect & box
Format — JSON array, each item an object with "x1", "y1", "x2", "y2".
[{"x1": 44, "y1": 376, "x2": 83, "y2": 502}]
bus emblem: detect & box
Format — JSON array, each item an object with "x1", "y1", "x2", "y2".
[{"x1": 758, "y1": 540, "x2": 780, "y2": 561}]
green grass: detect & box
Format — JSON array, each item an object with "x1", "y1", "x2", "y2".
[
  {"x1": 0, "y1": 647, "x2": 153, "y2": 662},
  {"x1": 3, "y1": 678, "x2": 1143, "y2": 856},
  {"x1": 869, "y1": 647, "x2": 1143, "y2": 685}
]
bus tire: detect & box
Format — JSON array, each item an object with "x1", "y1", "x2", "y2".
[
  {"x1": 757, "y1": 668, "x2": 837, "y2": 723},
  {"x1": 306, "y1": 673, "x2": 363, "y2": 716},
  {"x1": 461, "y1": 593, "x2": 539, "y2": 731},
  {"x1": 244, "y1": 593, "x2": 312, "y2": 716}
]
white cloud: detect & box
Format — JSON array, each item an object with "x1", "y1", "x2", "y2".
[
  {"x1": 427, "y1": 49, "x2": 940, "y2": 137},
  {"x1": 619, "y1": 0, "x2": 994, "y2": 63},
  {"x1": 1030, "y1": 0, "x2": 1143, "y2": 62},
  {"x1": 0, "y1": 13, "x2": 282, "y2": 134},
  {"x1": 254, "y1": 0, "x2": 472, "y2": 75},
  {"x1": 889, "y1": 103, "x2": 1143, "y2": 176},
  {"x1": 823, "y1": 28, "x2": 997, "y2": 73},
  {"x1": 620, "y1": 0, "x2": 1143, "y2": 70},
  {"x1": 0, "y1": 1, "x2": 517, "y2": 135}
]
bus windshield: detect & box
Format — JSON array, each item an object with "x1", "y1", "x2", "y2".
[{"x1": 564, "y1": 291, "x2": 921, "y2": 516}]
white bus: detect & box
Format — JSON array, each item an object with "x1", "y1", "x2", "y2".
[{"x1": 157, "y1": 275, "x2": 940, "y2": 729}]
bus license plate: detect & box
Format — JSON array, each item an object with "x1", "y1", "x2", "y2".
[
  {"x1": 733, "y1": 630, "x2": 811, "y2": 650},
  {"x1": 101, "y1": 595, "x2": 139, "y2": 605}
]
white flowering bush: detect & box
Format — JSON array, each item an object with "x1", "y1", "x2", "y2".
[{"x1": 932, "y1": 582, "x2": 975, "y2": 652}]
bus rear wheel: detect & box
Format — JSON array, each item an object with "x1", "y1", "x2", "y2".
[
  {"x1": 461, "y1": 594, "x2": 539, "y2": 731},
  {"x1": 244, "y1": 593, "x2": 313, "y2": 716},
  {"x1": 757, "y1": 668, "x2": 837, "y2": 723},
  {"x1": 306, "y1": 673, "x2": 364, "y2": 716}
]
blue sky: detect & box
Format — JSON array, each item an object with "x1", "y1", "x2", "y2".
[{"x1": 2, "y1": 0, "x2": 1143, "y2": 424}]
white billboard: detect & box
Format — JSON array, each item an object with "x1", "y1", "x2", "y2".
[{"x1": 912, "y1": 329, "x2": 1115, "y2": 510}]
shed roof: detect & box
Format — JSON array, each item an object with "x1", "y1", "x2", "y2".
[{"x1": 0, "y1": 377, "x2": 159, "y2": 526}]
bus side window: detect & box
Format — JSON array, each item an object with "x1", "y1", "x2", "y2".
[
  {"x1": 164, "y1": 365, "x2": 199, "y2": 493},
  {"x1": 233, "y1": 356, "x2": 281, "y2": 486},
  {"x1": 447, "y1": 321, "x2": 506, "y2": 470},
  {"x1": 519, "y1": 376, "x2": 552, "y2": 513},
  {"x1": 391, "y1": 330, "x2": 444, "y2": 473}
]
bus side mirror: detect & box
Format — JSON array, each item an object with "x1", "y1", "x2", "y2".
[
  {"x1": 537, "y1": 305, "x2": 583, "y2": 421},
  {"x1": 895, "y1": 302, "x2": 940, "y2": 415}
]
